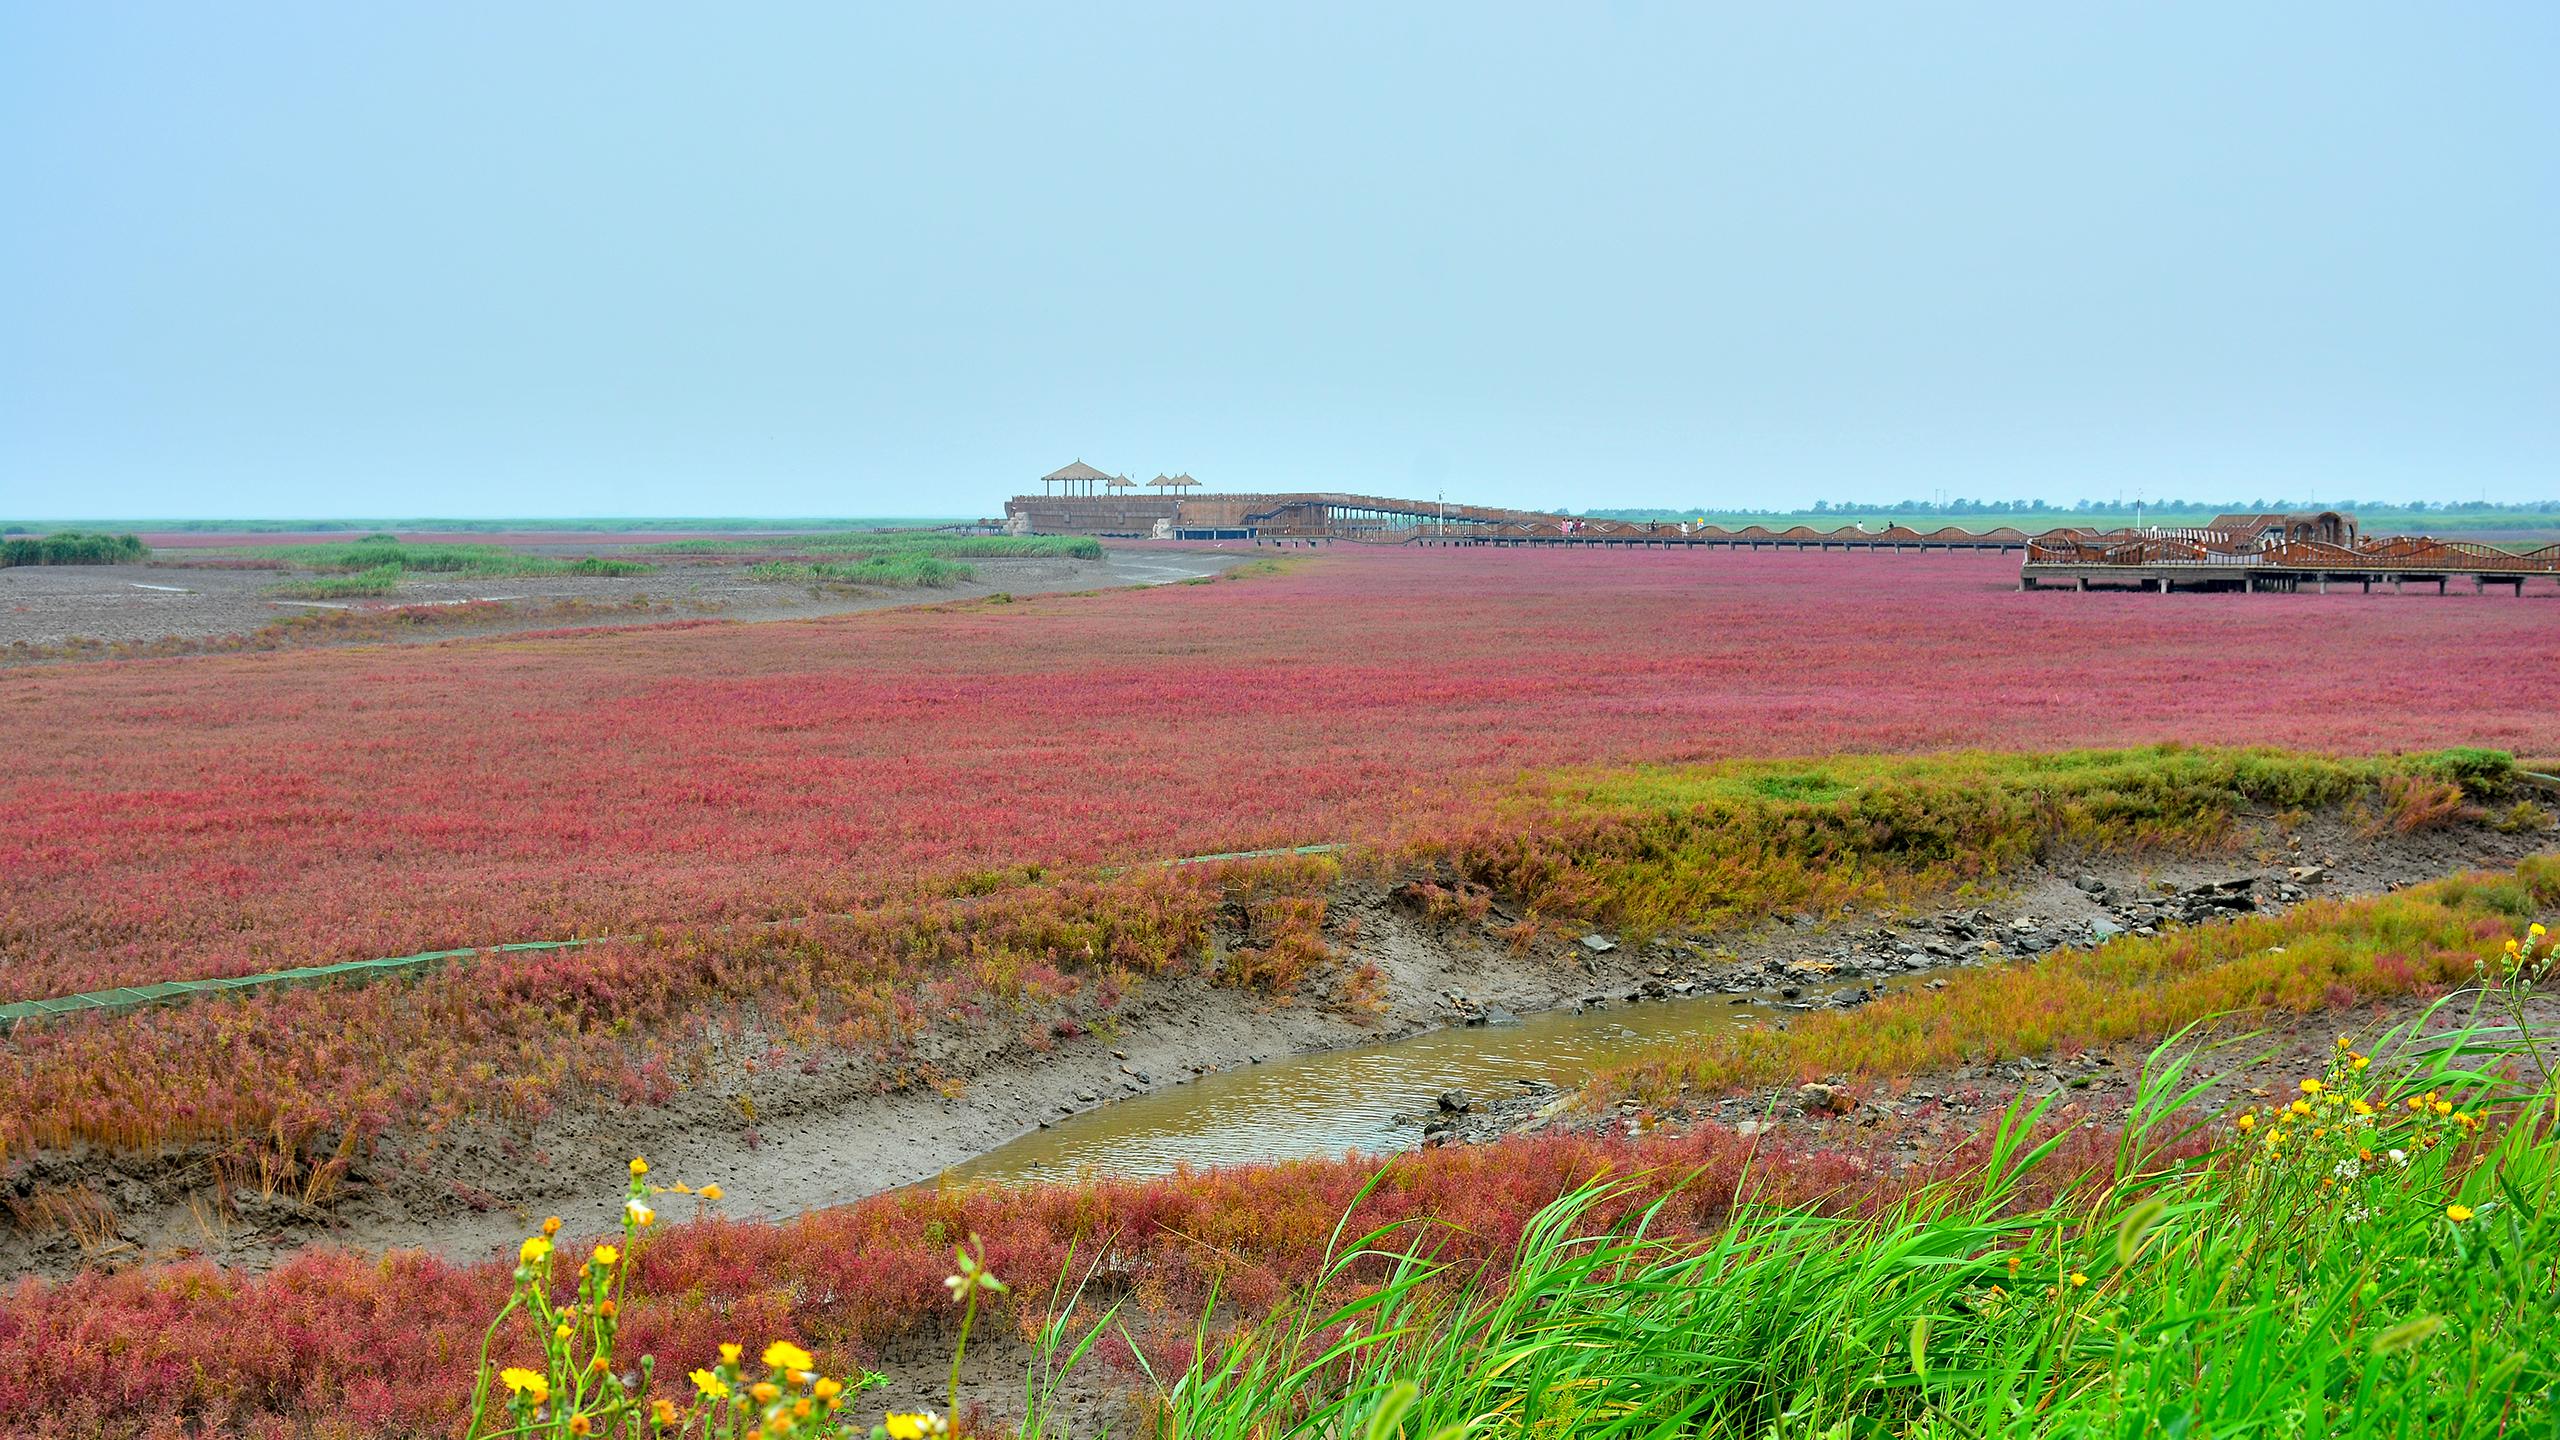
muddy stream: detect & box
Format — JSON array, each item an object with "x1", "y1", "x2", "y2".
[{"x1": 945, "y1": 977, "x2": 1859, "y2": 1186}]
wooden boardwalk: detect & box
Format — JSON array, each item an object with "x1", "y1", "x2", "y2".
[{"x1": 1003, "y1": 492, "x2": 2559, "y2": 592}]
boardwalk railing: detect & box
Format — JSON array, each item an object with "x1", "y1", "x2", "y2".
[{"x1": 2024, "y1": 534, "x2": 2560, "y2": 575}]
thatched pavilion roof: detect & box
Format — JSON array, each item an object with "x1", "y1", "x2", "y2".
[{"x1": 1041, "y1": 459, "x2": 1112, "y2": 484}]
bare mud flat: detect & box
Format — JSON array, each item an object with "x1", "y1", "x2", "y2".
[
  {"x1": 0, "y1": 548, "x2": 1242, "y2": 651},
  {"x1": 5, "y1": 808, "x2": 2544, "y2": 1283}
]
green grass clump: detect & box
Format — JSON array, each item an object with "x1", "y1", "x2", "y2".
[
  {"x1": 1446, "y1": 746, "x2": 2507, "y2": 941},
  {"x1": 654, "y1": 531, "x2": 1102, "y2": 561},
  {"x1": 746, "y1": 556, "x2": 973, "y2": 588},
  {"x1": 1155, "y1": 1017, "x2": 2556, "y2": 1439},
  {"x1": 0, "y1": 531, "x2": 146, "y2": 566},
  {"x1": 266, "y1": 564, "x2": 404, "y2": 599},
  {"x1": 1595, "y1": 854, "x2": 2559, "y2": 1104}
]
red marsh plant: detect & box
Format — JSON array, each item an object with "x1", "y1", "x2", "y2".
[{"x1": 6, "y1": 547, "x2": 2555, "y2": 996}]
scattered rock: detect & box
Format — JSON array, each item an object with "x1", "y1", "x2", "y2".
[
  {"x1": 1580, "y1": 934, "x2": 1618, "y2": 954},
  {"x1": 1437, "y1": 1090, "x2": 1477, "y2": 1115},
  {"x1": 1797, "y1": 1082, "x2": 1850, "y2": 1115}
]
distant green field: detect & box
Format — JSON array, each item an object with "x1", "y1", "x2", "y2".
[
  {"x1": 223, "y1": 538, "x2": 656, "y2": 578},
  {"x1": 649, "y1": 532, "x2": 1103, "y2": 560}
]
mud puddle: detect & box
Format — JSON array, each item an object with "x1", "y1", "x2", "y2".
[{"x1": 947, "y1": 978, "x2": 1861, "y2": 1185}]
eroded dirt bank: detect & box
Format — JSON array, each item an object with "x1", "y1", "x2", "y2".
[{"x1": 5, "y1": 809, "x2": 2545, "y2": 1282}]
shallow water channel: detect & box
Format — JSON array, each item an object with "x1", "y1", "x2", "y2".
[{"x1": 945, "y1": 974, "x2": 1868, "y2": 1186}]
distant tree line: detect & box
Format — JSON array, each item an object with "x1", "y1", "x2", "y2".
[
  {"x1": 0, "y1": 531, "x2": 147, "y2": 567},
  {"x1": 1717, "y1": 498, "x2": 2560, "y2": 517},
  {"x1": 1583, "y1": 498, "x2": 2560, "y2": 523}
]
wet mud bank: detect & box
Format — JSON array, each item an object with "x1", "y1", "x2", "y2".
[{"x1": 2, "y1": 814, "x2": 2548, "y2": 1280}]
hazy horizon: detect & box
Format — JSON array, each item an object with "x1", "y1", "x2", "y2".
[{"x1": 6, "y1": 3, "x2": 2554, "y2": 518}]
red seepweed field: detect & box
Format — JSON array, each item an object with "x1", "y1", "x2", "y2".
[
  {"x1": 8, "y1": 546, "x2": 2556, "y2": 1001},
  {"x1": 3, "y1": 545, "x2": 2558, "y2": 1437}
]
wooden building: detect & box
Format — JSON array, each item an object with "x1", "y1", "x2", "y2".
[{"x1": 2206, "y1": 510, "x2": 2359, "y2": 546}]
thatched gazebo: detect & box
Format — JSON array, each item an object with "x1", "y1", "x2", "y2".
[
  {"x1": 1147, "y1": 472, "x2": 1203, "y2": 497},
  {"x1": 1040, "y1": 459, "x2": 1112, "y2": 497},
  {"x1": 1105, "y1": 472, "x2": 1139, "y2": 495}
]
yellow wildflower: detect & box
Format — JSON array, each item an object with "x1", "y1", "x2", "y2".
[
  {"x1": 593, "y1": 1244, "x2": 620, "y2": 1267},
  {"x1": 2235, "y1": 1113, "x2": 2256, "y2": 1131},
  {"x1": 763, "y1": 1341, "x2": 815, "y2": 1373},
  {"x1": 814, "y1": 1378, "x2": 844, "y2": 1400},
  {"x1": 570, "y1": 1417, "x2": 592, "y2": 1437},
  {"x1": 555, "y1": 1322, "x2": 574, "y2": 1342},
  {"x1": 627, "y1": 1198, "x2": 656, "y2": 1227},
  {"x1": 2434, "y1": 1101, "x2": 2453, "y2": 1116},
  {"x1": 652, "y1": 1398, "x2": 680, "y2": 1428},
  {"x1": 691, "y1": 1369, "x2": 730, "y2": 1399},
  {"x1": 630, "y1": 1156, "x2": 650, "y2": 1177},
  {"x1": 2068, "y1": 1272, "x2": 2088, "y2": 1287},
  {"x1": 2299, "y1": 1078, "x2": 2323, "y2": 1095},
  {"x1": 751, "y1": 1381, "x2": 781, "y2": 1403},
  {"x1": 720, "y1": 1343, "x2": 743, "y2": 1366},
  {"x1": 543, "y1": 1215, "x2": 562, "y2": 1237},
  {"x1": 699, "y1": 1184, "x2": 724, "y2": 1201},
  {"x1": 885, "y1": 1412, "x2": 949, "y2": 1439},
  {"x1": 499, "y1": 1368, "x2": 550, "y2": 1403},
  {"x1": 2446, "y1": 1204, "x2": 2475, "y2": 1222},
  {"x1": 520, "y1": 1236, "x2": 553, "y2": 1265}
]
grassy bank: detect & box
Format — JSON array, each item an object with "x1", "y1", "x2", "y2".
[
  {"x1": 0, "y1": 747, "x2": 2533, "y2": 1162},
  {"x1": 5, "y1": 918, "x2": 2548, "y2": 1437},
  {"x1": 1596, "y1": 854, "x2": 2560, "y2": 1105},
  {"x1": 1155, "y1": 1026, "x2": 2554, "y2": 1440},
  {"x1": 266, "y1": 563, "x2": 405, "y2": 599},
  {"x1": 746, "y1": 556, "x2": 972, "y2": 588},
  {"x1": 1434, "y1": 746, "x2": 2519, "y2": 943}
]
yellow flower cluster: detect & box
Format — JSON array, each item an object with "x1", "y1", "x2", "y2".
[
  {"x1": 472, "y1": 1159, "x2": 876, "y2": 1438},
  {"x1": 2225, "y1": 1038, "x2": 2495, "y2": 1242}
]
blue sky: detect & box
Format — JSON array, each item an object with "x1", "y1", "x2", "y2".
[{"x1": 3, "y1": 3, "x2": 2552, "y2": 518}]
